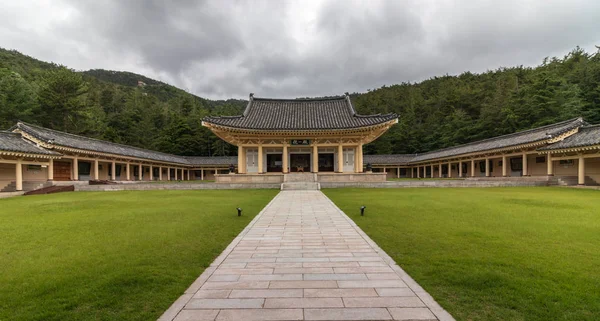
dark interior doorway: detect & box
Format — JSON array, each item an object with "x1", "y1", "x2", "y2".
[
  {"x1": 318, "y1": 153, "x2": 334, "y2": 172},
  {"x1": 290, "y1": 154, "x2": 310, "y2": 172},
  {"x1": 267, "y1": 154, "x2": 283, "y2": 172}
]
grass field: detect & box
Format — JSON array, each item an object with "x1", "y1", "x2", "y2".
[
  {"x1": 0, "y1": 190, "x2": 277, "y2": 321},
  {"x1": 323, "y1": 187, "x2": 600, "y2": 321}
]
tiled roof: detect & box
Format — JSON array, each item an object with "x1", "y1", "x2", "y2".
[
  {"x1": 539, "y1": 124, "x2": 600, "y2": 150},
  {"x1": 411, "y1": 117, "x2": 586, "y2": 162},
  {"x1": 0, "y1": 131, "x2": 60, "y2": 156},
  {"x1": 203, "y1": 94, "x2": 398, "y2": 130},
  {"x1": 13, "y1": 122, "x2": 189, "y2": 164},
  {"x1": 364, "y1": 154, "x2": 414, "y2": 165},
  {"x1": 185, "y1": 156, "x2": 237, "y2": 166}
]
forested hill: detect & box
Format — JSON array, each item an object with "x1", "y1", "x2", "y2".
[{"x1": 1, "y1": 46, "x2": 600, "y2": 156}]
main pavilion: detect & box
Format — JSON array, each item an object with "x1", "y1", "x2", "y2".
[
  {"x1": 201, "y1": 93, "x2": 398, "y2": 175},
  {"x1": 2, "y1": 93, "x2": 600, "y2": 191}
]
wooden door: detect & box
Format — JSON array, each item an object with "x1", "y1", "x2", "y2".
[{"x1": 53, "y1": 161, "x2": 71, "y2": 181}]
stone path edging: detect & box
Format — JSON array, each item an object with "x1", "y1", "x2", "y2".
[
  {"x1": 157, "y1": 195, "x2": 280, "y2": 321},
  {"x1": 320, "y1": 191, "x2": 455, "y2": 321}
]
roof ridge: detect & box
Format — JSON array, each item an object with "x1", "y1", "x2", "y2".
[
  {"x1": 17, "y1": 121, "x2": 188, "y2": 161},
  {"x1": 251, "y1": 95, "x2": 346, "y2": 102},
  {"x1": 414, "y1": 117, "x2": 583, "y2": 157}
]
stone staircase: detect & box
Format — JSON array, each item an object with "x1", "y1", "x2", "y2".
[
  {"x1": 1, "y1": 181, "x2": 52, "y2": 192},
  {"x1": 281, "y1": 173, "x2": 320, "y2": 190},
  {"x1": 550, "y1": 176, "x2": 599, "y2": 186}
]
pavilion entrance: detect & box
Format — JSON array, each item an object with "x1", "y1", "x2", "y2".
[
  {"x1": 290, "y1": 154, "x2": 310, "y2": 172},
  {"x1": 318, "y1": 153, "x2": 334, "y2": 172},
  {"x1": 266, "y1": 153, "x2": 283, "y2": 172}
]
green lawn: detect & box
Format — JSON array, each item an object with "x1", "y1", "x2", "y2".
[
  {"x1": 0, "y1": 190, "x2": 277, "y2": 321},
  {"x1": 323, "y1": 187, "x2": 600, "y2": 321}
]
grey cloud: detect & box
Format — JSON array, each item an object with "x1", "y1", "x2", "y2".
[{"x1": 1, "y1": 0, "x2": 599, "y2": 100}]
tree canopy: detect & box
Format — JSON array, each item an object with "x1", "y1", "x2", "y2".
[{"x1": 0, "y1": 46, "x2": 599, "y2": 156}]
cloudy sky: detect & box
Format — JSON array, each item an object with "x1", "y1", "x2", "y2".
[{"x1": 1, "y1": 0, "x2": 599, "y2": 100}]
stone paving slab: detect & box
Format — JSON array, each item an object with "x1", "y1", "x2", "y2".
[{"x1": 159, "y1": 191, "x2": 454, "y2": 321}]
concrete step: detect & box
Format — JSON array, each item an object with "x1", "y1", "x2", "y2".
[
  {"x1": 281, "y1": 182, "x2": 320, "y2": 190},
  {"x1": 284, "y1": 173, "x2": 317, "y2": 183},
  {"x1": 553, "y1": 176, "x2": 599, "y2": 186},
  {"x1": 0, "y1": 181, "x2": 51, "y2": 192}
]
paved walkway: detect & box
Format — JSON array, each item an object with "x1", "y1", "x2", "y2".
[{"x1": 159, "y1": 191, "x2": 453, "y2": 321}]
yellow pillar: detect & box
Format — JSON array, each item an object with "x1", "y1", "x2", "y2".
[
  {"x1": 547, "y1": 153, "x2": 553, "y2": 176},
  {"x1": 337, "y1": 145, "x2": 343, "y2": 173},
  {"x1": 439, "y1": 163, "x2": 442, "y2": 178},
  {"x1": 430, "y1": 165, "x2": 434, "y2": 178},
  {"x1": 485, "y1": 158, "x2": 490, "y2": 177},
  {"x1": 522, "y1": 153, "x2": 528, "y2": 176},
  {"x1": 150, "y1": 165, "x2": 154, "y2": 181},
  {"x1": 158, "y1": 166, "x2": 162, "y2": 181},
  {"x1": 283, "y1": 144, "x2": 288, "y2": 173},
  {"x1": 187, "y1": 170, "x2": 190, "y2": 180},
  {"x1": 138, "y1": 164, "x2": 143, "y2": 181},
  {"x1": 458, "y1": 161, "x2": 463, "y2": 178},
  {"x1": 167, "y1": 167, "x2": 171, "y2": 180},
  {"x1": 126, "y1": 163, "x2": 131, "y2": 181},
  {"x1": 111, "y1": 161, "x2": 116, "y2": 180},
  {"x1": 471, "y1": 159, "x2": 475, "y2": 177},
  {"x1": 174, "y1": 167, "x2": 178, "y2": 180},
  {"x1": 258, "y1": 145, "x2": 264, "y2": 174},
  {"x1": 502, "y1": 155, "x2": 507, "y2": 177},
  {"x1": 93, "y1": 159, "x2": 99, "y2": 180},
  {"x1": 238, "y1": 145, "x2": 244, "y2": 174},
  {"x1": 201, "y1": 169, "x2": 204, "y2": 180},
  {"x1": 417, "y1": 166, "x2": 420, "y2": 178},
  {"x1": 354, "y1": 147, "x2": 360, "y2": 173},
  {"x1": 73, "y1": 157, "x2": 79, "y2": 181},
  {"x1": 578, "y1": 155, "x2": 585, "y2": 185},
  {"x1": 16, "y1": 159, "x2": 23, "y2": 191},
  {"x1": 358, "y1": 143, "x2": 363, "y2": 173},
  {"x1": 448, "y1": 162, "x2": 452, "y2": 178},
  {"x1": 48, "y1": 159, "x2": 54, "y2": 181},
  {"x1": 312, "y1": 145, "x2": 319, "y2": 173}
]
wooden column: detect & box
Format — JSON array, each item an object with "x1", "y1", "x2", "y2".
[
  {"x1": 448, "y1": 162, "x2": 452, "y2": 178},
  {"x1": 150, "y1": 165, "x2": 154, "y2": 181},
  {"x1": 312, "y1": 145, "x2": 319, "y2": 173},
  {"x1": 158, "y1": 166, "x2": 162, "y2": 181},
  {"x1": 187, "y1": 170, "x2": 190, "y2": 180},
  {"x1": 355, "y1": 147, "x2": 360, "y2": 173},
  {"x1": 174, "y1": 167, "x2": 178, "y2": 180},
  {"x1": 459, "y1": 161, "x2": 463, "y2": 178},
  {"x1": 126, "y1": 162, "x2": 130, "y2": 181},
  {"x1": 238, "y1": 146, "x2": 244, "y2": 174},
  {"x1": 16, "y1": 159, "x2": 23, "y2": 191},
  {"x1": 578, "y1": 155, "x2": 585, "y2": 185},
  {"x1": 93, "y1": 159, "x2": 99, "y2": 180},
  {"x1": 337, "y1": 145, "x2": 343, "y2": 173},
  {"x1": 522, "y1": 153, "x2": 528, "y2": 176},
  {"x1": 138, "y1": 164, "x2": 143, "y2": 181},
  {"x1": 439, "y1": 163, "x2": 442, "y2": 178},
  {"x1": 282, "y1": 144, "x2": 288, "y2": 173},
  {"x1": 471, "y1": 159, "x2": 475, "y2": 177},
  {"x1": 167, "y1": 167, "x2": 171, "y2": 180},
  {"x1": 485, "y1": 158, "x2": 490, "y2": 177},
  {"x1": 358, "y1": 143, "x2": 363, "y2": 173},
  {"x1": 111, "y1": 161, "x2": 116, "y2": 180},
  {"x1": 547, "y1": 153, "x2": 554, "y2": 176},
  {"x1": 417, "y1": 166, "x2": 420, "y2": 178},
  {"x1": 397, "y1": 167, "x2": 400, "y2": 178},
  {"x1": 201, "y1": 168, "x2": 204, "y2": 180},
  {"x1": 48, "y1": 159, "x2": 54, "y2": 181},
  {"x1": 502, "y1": 155, "x2": 507, "y2": 177},
  {"x1": 73, "y1": 157, "x2": 79, "y2": 181},
  {"x1": 411, "y1": 167, "x2": 414, "y2": 178},
  {"x1": 258, "y1": 145, "x2": 263, "y2": 174}
]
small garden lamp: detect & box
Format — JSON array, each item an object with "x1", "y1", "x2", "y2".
[
  {"x1": 360, "y1": 206, "x2": 366, "y2": 216},
  {"x1": 237, "y1": 207, "x2": 242, "y2": 216}
]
